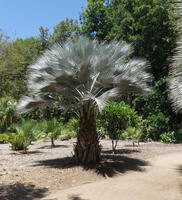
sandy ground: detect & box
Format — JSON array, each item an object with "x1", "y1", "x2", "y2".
[
  {"x1": 1, "y1": 139, "x2": 182, "y2": 200},
  {"x1": 46, "y1": 151, "x2": 182, "y2": 200}
]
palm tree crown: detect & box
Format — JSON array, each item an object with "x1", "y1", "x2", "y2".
[
  {"x1": 17, "y1": 38, "x2": 151, "y2": 114},
  {"x1": 169, "y1": 1, "x2": 182, "y2": 112}
]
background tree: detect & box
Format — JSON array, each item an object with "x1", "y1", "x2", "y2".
[
  {"x1": 0, "y1": 37, "x2": 42, "y2": 99},
  {"x1": 80, "y1": 0, "x2": 111, "y2": 41},
  {"x1": 80, "y1": 0, "x2": 180, "y2": 132},
  {"x1": 39, "y1": 26, "x2": 51, "y2": 51},
  {"x1": 51, "y1": 18, "x2": 80, "y2": 44},
  {"x1": 81, "y1": 0, "x2": 178, "y2": 80},
  {"x1": 16, "y1": 38, "x2": 152, "y2": 164}
]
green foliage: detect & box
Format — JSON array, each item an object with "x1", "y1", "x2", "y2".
[
  {"x1": 133, "y1": 78, "x2": 181, "y2": 134},
  {"x1": 0, "y1": 97, "x2": 17, "y2": 133},
  {"x1": 80, "y1": 0, "x2": 180, "y2": 135},
  {"x1": 0, "y1": 133, "x2": 9, "y2": 143},
  {"x1": 58, "y1": 118, "x2": 79, "y2": 140},
  {"x1": 81, "y1": 0, "x2": 178, "y2": 80},
  {"x1": 35, "y1": 118, "x2": 62, "y2": 147},
  {"x1": 160, "y1": 131, "x2": 176, "y2": 144},
  {"x1": 52, "y1": 18, "x2": 80, "y2": 44},
  {"x1": 101, "y1": 102, "x2": 140, "y2": 136},
  {"x1": 100, "y1": 102, "x2": 140, "y2": 150},
  {"x1": 137, "y1": 119, "x2": 151, "y2": 141},
  {"x1": 3, "y1": 120, "x2": 37, "y2": 152},
  {"x1": 0, "y1": 37, "x2": 42, "y2": 99},
  {"x1": 122, "y1": 126, "x2": 143, "y2": 146},
  {"x1": 80, "y1": 0, "x2": 111, "y2": 41},
  {"x1": 148, "y1": 112, "x2": 171, "y2": 141}
]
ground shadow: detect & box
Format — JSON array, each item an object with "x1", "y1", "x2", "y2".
[
  {"x1": 102, "y1": 148, "x2": 140, "y2": 154},
  {"x1": 177, "y1": 165, "x2": 182, "y2": 175},
  {"x1": 9, "y1": 150, "x2": 43, "y2": 155},
  {"x1": 68, "y1": 195, "x2": 88, "y2": 200},
  {"x1": 0, "y1": 183, "x2": 48, "y2": 200},
  {"x1": 177, "y1": 165, "x2": 182, "y2": 197},
  {"x1": 38, "y1": 144, "x2": 69, "y2": 149},
  {"x1": 33, "y1": 153, "x2": 149, "y2": 177}
]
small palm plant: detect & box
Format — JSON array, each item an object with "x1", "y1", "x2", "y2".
[
  {"x1": 2, "y1": 120, "x2": 37, "y2": 153},
  {"x1": 36, "y1": 118, "x2": 62, "y2": 148},
  {"x1": 122, "y1": 126, "x2": 143, "y2": 146},
  {"x1": 17, "y1": 38, "x2": 151, "y2": 164}
]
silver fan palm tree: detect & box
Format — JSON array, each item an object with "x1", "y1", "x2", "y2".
[
  {"x1": 17, "y1": 38, "x2": 151, "y2": 164},
  {"x1": 169, "y1": 0, "x2": 182, "y2": 112}
]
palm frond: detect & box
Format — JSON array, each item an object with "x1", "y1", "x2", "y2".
[
  {"x1": 169, "y1": 0, "x2": 182, "y2": 112},
  {"x1": 17, "y1": 38, "x2": 152, "y2": 114}
]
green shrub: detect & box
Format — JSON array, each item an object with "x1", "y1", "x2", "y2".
[
  {"x1": 148, "y1": 112, "x2": 170, "y2": 141},
  {"x1": 0, "y1": 97, "x2": 17, "y2": 133},
  {"x1": 122, "y1": 126, "x2": 143, "y2": 146},
  {"x1": 35, "y1": 118, "x2": 62, "y2": 147},
  {"x1": 0, "y1": 133, "x2": 9, "y2": 143},
  {"x1": 100, "y1": 102, "x2": 140, "y2": 151},
  {"x1": 2, "y1": 120, "x2": 37, "y2": 152},
  {"x1": 137, "y1": 119, "x2": 151, "y2": 141},
  {"x1": 175, "y1": 129, "x2": 182, "y2": 143},
  {"x1": 160, "y1": 132, "x2": 176, "y2": 144}
]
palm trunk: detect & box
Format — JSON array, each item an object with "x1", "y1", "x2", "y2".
[{"x1": 74, "y1": 106, "x2": 101, "y2": 164}]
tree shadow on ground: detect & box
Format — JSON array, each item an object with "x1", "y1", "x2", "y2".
[
  {"x1": 68, "y1": 194, "x2": 88, "y2": 200},
  {"x1": 177, "y1": 165, "x2": 182, "y2": 174},
  {"x1": 38, "y1": 144, "x2": 69, "y2": 149},
  {"x1": 9, "y1": 150, "x2": 43, "y2": 155},
  {"x1": 102, "y1": 148, "x2": 140, "y2": 154},
  {"x1": 177, "y1": 165, "x2": 182, "y2": 197},
  {"x1": 0, "y1": 183, "x2": 48, "y2": 200},
  {"x1": 33, "y1": 153, "x2": 149, "y2": 177}
]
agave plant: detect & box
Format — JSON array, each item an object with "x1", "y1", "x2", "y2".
[{"x1": 17, "y1": 38, "x2": 151, "y2": 164}]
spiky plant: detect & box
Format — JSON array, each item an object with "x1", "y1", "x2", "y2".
[
  {"x1": 169, "y1": 0, "x2": 182, "y2": 112},
  {"x1": 16, "y1": 38, "x2": 151, "y2": 164}
]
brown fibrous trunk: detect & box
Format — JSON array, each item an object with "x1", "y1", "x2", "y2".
[{"x1": 74, "y1": 108, "x2": 101, "y2": 164}]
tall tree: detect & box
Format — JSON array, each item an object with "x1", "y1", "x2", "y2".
[
  {"x1": 80, "y1": 0, "x2": 111, "y2": 41},
  {"x1": 17, "y1": 38, "x2": 152, "y2": 164},
  {"x1": 52, "y1": 18, "x2": 80, "y2": 44},
  {"x1": 0, "y1": 37, "x2": 42, "y2": 98},
  {"x1": 39, "y1": 26, "x2": 51, "y2": 51},
  {"x1": 80, "y1": 0, "x2": 178, "y2": 80}
]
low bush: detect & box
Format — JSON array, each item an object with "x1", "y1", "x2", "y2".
[
  {"x1": 35, "y1": 118, "x2": 62, "y2": 147},
  {"x1": 100, "y1": 102, "x2": 140, "y2": 151},
  {"x1": 160, "y1": 131, "x2": 176, "y2": 144},
  {"x1": 1, "y1": 120, "x2": 37, "y2": 152},
  {"x1": 148, "y1": 112, "x2": 171, "y2": 141}
]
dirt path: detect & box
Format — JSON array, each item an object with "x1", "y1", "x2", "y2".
[{"x1": 45, "y1": 152, "x2": 182, "y2": 200}]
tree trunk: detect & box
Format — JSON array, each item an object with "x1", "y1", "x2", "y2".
[
  {"x1": 51, "y1": 137, "x2": 55, "y2": 148},
  {"x1": 74, "y1": 107, "x2": 101, "y2": 164}
]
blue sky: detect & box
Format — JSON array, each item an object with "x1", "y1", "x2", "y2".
[{"x1": 0, "y1": 0, "x2": 87, "y2": 39}]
